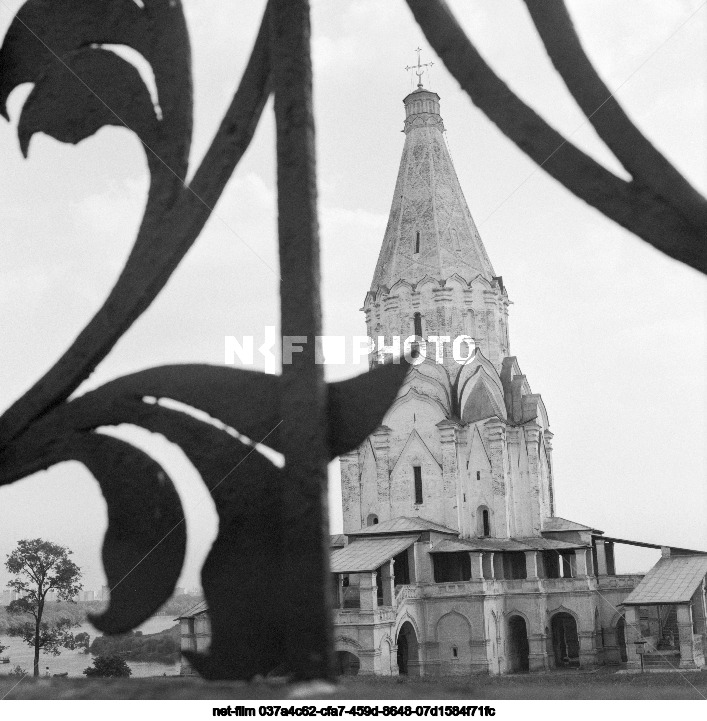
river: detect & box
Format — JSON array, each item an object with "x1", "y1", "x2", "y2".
[{"x1": 0, "y1": 615, "x2": 180, "y2": 678}]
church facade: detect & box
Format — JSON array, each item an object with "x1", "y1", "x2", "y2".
[{"x1": 178, "y1": 81, "x2": 707, "y2": 678}]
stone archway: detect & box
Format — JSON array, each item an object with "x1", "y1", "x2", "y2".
[
  {"x1": 397, "y1": 621, "x2": 419, "y2": 676},
  {"x1": 551, "y1": 612, "x2": 580, "y2": 667},
  {"x1": 335, "y1": 650, "x2": 360, "y2": 676},
  {"x1": 507, "y1": 615, "x2": 529, "y2": 672},
  {"x1": 616, "y1": 616, "x2": 628, "y2": 663}
]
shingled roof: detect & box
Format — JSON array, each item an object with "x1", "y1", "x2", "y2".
[
  {"x1": 542, "y1": 516, "x2": 602, "y2": 534},
  {"x1": 330, "y1": 534, "x2": 347, "y2": 548},
  {"x1": 347, "y1": 516, "x2": 457, "y2": 537},
  {"x1": 330, "y1": 536, "x2": 418, "y2": 573},
  {"x1": 623, "y1": 555, "x2": 707, "y2": 606},
  {"x1": 176, "y1": 599, "x2": 207, "y2": 619}
]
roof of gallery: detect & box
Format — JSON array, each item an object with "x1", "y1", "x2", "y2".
[
  {"x1": 347, "y1": 516, "x2": 457, "y2": 537},
  {"x1": 177, "y1": 599, "x2": 208, "y2": 619},
  {"x1": 623, "y1": 554, "x2": 707, "y2": 606},
  {"x1": 330, "y1": 536, "x2": 418, "y2": 574},
  {"x1": 542, "y1": 516, "x2": 602, "y2": 534}
]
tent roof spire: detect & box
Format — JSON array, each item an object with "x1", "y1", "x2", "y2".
[{"x1": 369, "y1": 80, "x2": 496, "y2": 292}]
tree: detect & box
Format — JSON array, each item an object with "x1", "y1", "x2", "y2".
[
  {"x1": 83, "y1": 655, "x2": 132, "y2": 678},
  {"x1": 75, "y1": 631, "x2": 91, "y2": 652},
  {"x1": 5, "y1": 538, "x2": 83, "y2": 677}
]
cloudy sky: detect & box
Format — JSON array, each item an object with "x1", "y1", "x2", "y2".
[{"x1": 0, "y1": 0, "x2": 705, "y2": 595}]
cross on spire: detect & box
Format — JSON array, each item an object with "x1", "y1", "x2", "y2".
[{"x1": 405, "y1": 47, "x2": 433, "y2": 89}]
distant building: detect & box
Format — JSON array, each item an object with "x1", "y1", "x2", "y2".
[
  {"x1": 1, "y1": 589, "x2": 18, "y2": 606},
  {"x1": 79, "y1": 590, "x2": 95, "y2": 602},
  {"x1": 177, "y1": 600, "x2": 210, "y2": 674}
]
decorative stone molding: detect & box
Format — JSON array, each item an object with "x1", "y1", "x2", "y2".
[
  {"x1": 524, "y1": 422, "x2": 542, "y2": 446},
  {"x1": 334, "y1": 635, "x2": 363, "y2": 650},
  {"x1": 372, "y1": 426, "x2": 391, "y2": 516},
  {"x1": 484, "y1": 417, "x2": 507, "y2": 498},
  {"x1": 436, "y1": 418, "x2": 460, "y2": 444},
  {"x1": 504, "y1": 426, "x2": 521, "y2": 444},
  {"x1": 383, "y1": 296, "x2": 400, "y2": 314}
]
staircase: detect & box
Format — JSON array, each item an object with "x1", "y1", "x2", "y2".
[
  {"x1": 642, "y1": 651, "x2": 681, "y2": 670},
  {"x1": 640, "y1": 605, "x2": 682, "y2": 669}
]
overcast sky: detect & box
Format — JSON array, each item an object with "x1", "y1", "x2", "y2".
[{"x1": 0, "y1": 0, "x2": 705, "y2": 595}]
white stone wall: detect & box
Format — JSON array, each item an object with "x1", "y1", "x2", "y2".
[
  {"x1": 340, "y1": 370, "x2": 555, "y2": 537},
  {"x1": 365, "y1": 278, "x2": 508, "y2": 378}
]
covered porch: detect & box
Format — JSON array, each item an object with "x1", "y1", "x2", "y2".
[
  {"x1": 622, "y1": 552, "x2": 707, "y2": 670},
  {"x1": 330, "y1": 535, "x2": 418, "y2": 610},
  {"x1": 429, "y1": 536, "x2": 592, "y2": 582}
]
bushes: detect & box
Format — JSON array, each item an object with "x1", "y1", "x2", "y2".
[
  {"x1": 83, "y1": 656, "x2": 131, "y2": 678},
  {"x1": 88, "y1": 625, "x2": 180, "y2": 663}
]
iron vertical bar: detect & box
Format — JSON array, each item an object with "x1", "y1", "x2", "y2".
[{"x1": 270, "y1": 0, "x2": 333, "y2": 680}]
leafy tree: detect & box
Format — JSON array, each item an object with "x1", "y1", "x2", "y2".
[
  {"x1": 5, "y1": 539, "x2": 82, "y2": 677},
  {"x1": 75, "y1": 631, "x2": 91, "y2": 652},
  {"x1": 83, "y1": 655, "x2": 132, "y2": 678}
]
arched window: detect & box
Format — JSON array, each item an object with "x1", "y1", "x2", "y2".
[
  {"x1": 366, "y1": 514, "x2": 379, "y2": 526},
  {"x1": 413, "y1": 312, "x2": 422, "y2": 337},
  {"x1": 414, "y1": 231, "x2": 420, "y2": 254},
  {"x1": 410, "y1": 313, "x2": 423, "y2": 359},
  {"x1": 451, "y1": 228, "x2": 461, "y2": 253},
  {"x1": 477, "y1": 506, "x2": 491, "y2": 537}
]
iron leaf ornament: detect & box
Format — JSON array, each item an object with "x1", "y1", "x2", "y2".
[
  {"x1": 0, "y1": 0, "x2": 192, "y2": 174},
  {"x1": 0, "y1": 0, "x2": 408, "y2": 680},
  {"x1": 17, "y1": 46, "x2": 160, "y2": 157}
]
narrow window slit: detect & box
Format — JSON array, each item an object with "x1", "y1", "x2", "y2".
[{"x1": 413, "y1": 466, "x2": 423, "y2": 504}]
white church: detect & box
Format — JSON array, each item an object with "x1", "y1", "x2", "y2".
[{"x1": 179, "y1": 80, "x2": 707, "y2": 678}]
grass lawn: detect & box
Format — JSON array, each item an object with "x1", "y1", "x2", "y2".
[{"x1": 0, "y1": 669, "x2": 705, "y2": 700}]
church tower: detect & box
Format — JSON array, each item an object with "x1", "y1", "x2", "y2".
[
  {"x1": 340, "y1": 80, "x2": 556, "y2": 541},
  {"x1": 366, "y1": 84, "x2": 510, "y2": 374}
]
